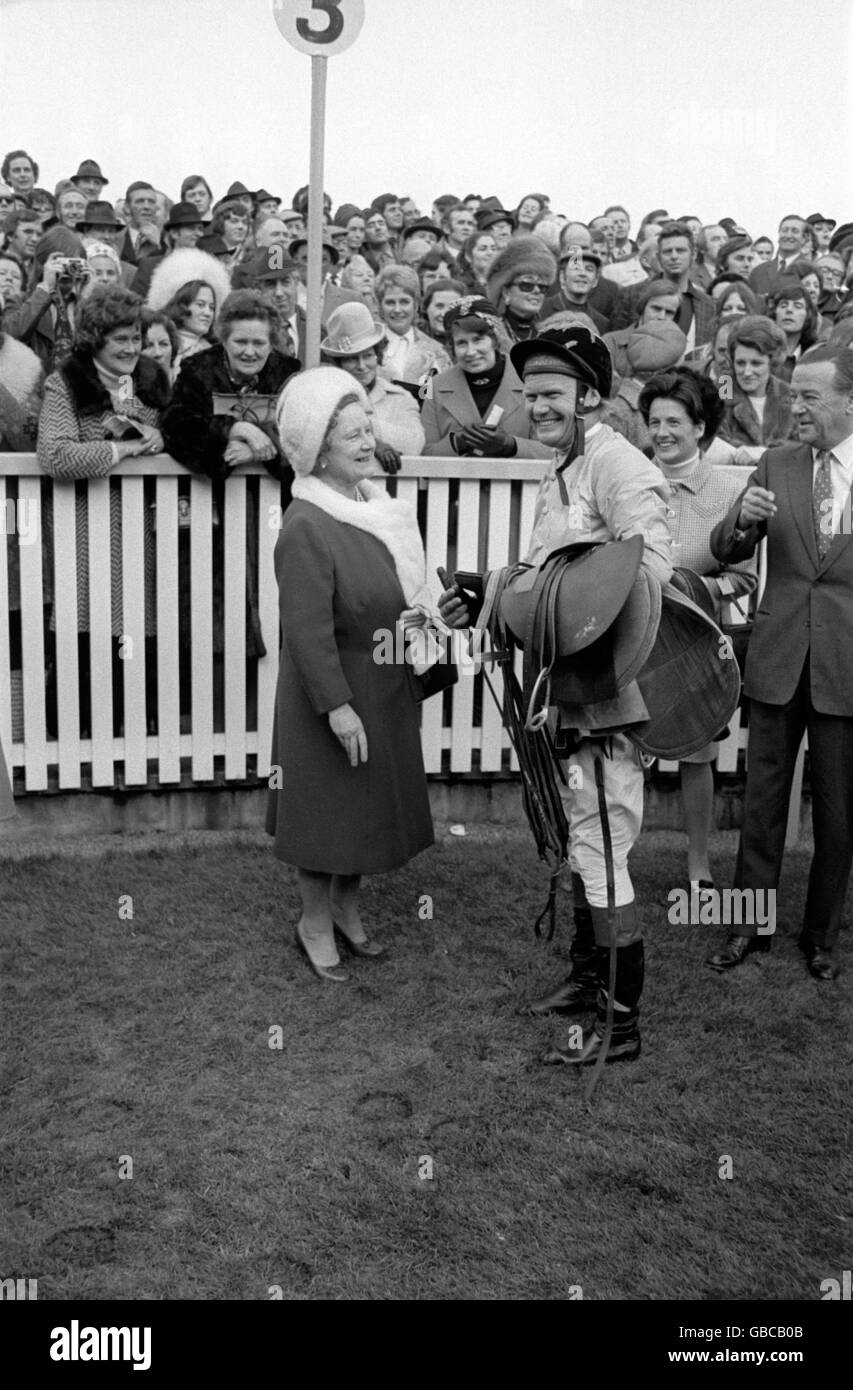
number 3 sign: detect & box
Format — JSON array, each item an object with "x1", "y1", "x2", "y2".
[{"x1": 273, "y1": 0, "x2": 365, "y2": 56}]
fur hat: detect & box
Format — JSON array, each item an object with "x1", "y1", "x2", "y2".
[
  {"x1": 145, "y1": 247, "x2": 232, "y2": 314},
  {"x1": 276, "y1": 366, "x2": 369, "y2": 476},
  {"x1": 486, "y1": 235, "x2": 557, "y2": 308}
]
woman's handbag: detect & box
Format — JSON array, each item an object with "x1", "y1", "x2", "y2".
[{"x1": 414, "y1": 658, "x2": 459, "y2": 702}]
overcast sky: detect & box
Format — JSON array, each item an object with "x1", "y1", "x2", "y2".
[{"x1": 2, "y1": 0, "x2": 851, "y2": 239}]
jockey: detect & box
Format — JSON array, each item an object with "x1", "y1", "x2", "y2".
[{"x1": 440, "y1": 326, "x2": 673, "y2": 1065}]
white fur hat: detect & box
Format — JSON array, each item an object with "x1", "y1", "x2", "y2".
[
  {"x1": 145, "y1": 247, "x2": 232, "y2": 315},
  {"x1": 276, "y1": 366, "x2": 369, "y2": 476}
]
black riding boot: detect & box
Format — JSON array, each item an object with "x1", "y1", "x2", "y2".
[
  {"x1": 540, "y1": 939, "x2": 644, "y2": 1064},
  {"x1": 517, "y1": 874, "x2": 599, "y2": 1017}
]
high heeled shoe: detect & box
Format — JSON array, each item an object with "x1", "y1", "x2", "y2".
[
  {"x1": 332, "y1": 922, "x2": 387, "y2": 959},
  {"x1": 294, "y1": 923, "x2": 349, "y2": 982}
]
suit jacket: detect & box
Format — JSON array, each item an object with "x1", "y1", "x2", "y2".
[
  {"x1": 678, "y1": 284, "x2": 715, "y2": 347},
  {"x1": 131, "y1": 251, "x2": 165, "y2": 299},
  {"x1": 718, "y1": 376, "x2": 795, "y2": 448},
  {"x1": 710, "y1": 441, "x2": 853, "y2": 715},
  {"x1": 749, "y1": 256, "x2": 800, "y2": 300},
  {"x1": 118, "y1": 227, "x2": 161, "y2": 268},
  {"x1": 421, "y1": 358, "x2": 550, "y2": 458}
]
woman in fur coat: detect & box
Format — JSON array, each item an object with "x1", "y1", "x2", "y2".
[
  {"x1": 37, "y1": 284, "x2": 170, "y2": 735},
  {"x1": 266, "y1": 368, "x2": 437, "y2": 983},
  {"x1": 485, "y1": 235, "x2": 558, "y2": 345},
  {"x1": 146, "y1": 247, "x2": 232, "y2": 373}
]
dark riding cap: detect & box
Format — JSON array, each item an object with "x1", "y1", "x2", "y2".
[{"x1": 510, "y1": 325, "x2": 613, "y2": 398}]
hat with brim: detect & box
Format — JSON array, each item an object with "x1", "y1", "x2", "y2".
[
  {"x1": 807, "y1": 212, "x2": 836, "y2": 229},
  {"x1": 559, "y1": 247, "x2": 602, "y2": 269},
  {"x1": 280, "y1": 208, "x2": 304, "y2": 224},
  {"x1": 225, "y1": 181, "x2": 254, "y2": 201},
  {"x1": 403, "y1": 218, "x2": 441, "y2": 241},
  {"x1": 321, "y1": 302, "x2": 385, "y2": 356},
  {"x1": 70, "y1": 159, "x2": 108, "y2": 187},
  {"x1": 78, "y1": 199, "x2": 122, "y2": 230},
  {"x1": 510, "y1": 325, "x2": 613, "y2": 398},
  {"x1": 254, "y1": 189, "x2": 280, "y2": 205},
  {"x1": 626, "y1": 584, "x2": 741, "y2": 759},
  {"x1": 242, "y1": 248, "x2": 300, "y2": 281},
  {"x1": 501, "y1": 537, "x2": 644, "y2": 656},
  {"x1": 828, "y1": 222, "x2": 853, "y2": 254},
  {"x1": 288, "y1": 235, "x2": 340, "y2": 265},
  {"x1": 477, "y1": 208, "x2": 514, "y2": 233},
  {"x1": 164, "y1": 200, "x2": 207, "y2": 230}
]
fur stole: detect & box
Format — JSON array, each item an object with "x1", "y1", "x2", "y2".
[
  {"x1": 292, "y1": 475, "x2": 439, "y2": 615},
  {"x1": 0, "y1": 334, "x2": 42, "y2": 405},
  {"x1": 60, "y1": 350, "x2": 171, "y2": 415}
]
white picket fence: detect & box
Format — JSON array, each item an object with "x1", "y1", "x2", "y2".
[{"x1": 1, "y1": 455, "x2": 800, "y2": 823}]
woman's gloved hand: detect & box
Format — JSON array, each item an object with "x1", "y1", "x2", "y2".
[{"x1": 374, "y1": 438, "x2": 402, "y2": 473}]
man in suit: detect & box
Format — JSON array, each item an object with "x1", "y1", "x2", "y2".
[
  {"x1": 118, "y1": 181, "x2": 162, "y2": 267},
  {"x1": 749, "y1": 215, "x2": 809, "y2": 299},
  {"x1": 237, "y1": 247, "x2": 306, "y2": 361},
  {"x1": 656, "y1": 222, "x2": 715, "y2": 349},
  {"x1": 708, "y1": 342, "x2": 853, "y2": 980},
  {"x1": 131, "y1": 201, "x2": 206, "y2": 298}
]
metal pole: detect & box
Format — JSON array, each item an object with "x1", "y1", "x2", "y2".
[{"x1": 305, "y1": 53, "x2": 327, "y2": 367}]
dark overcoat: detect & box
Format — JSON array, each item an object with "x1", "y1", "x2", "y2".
[{"x1": 265, "y1": 499, "x2": 434, "y2": 874}]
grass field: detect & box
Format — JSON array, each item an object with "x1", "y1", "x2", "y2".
[{"x1": 1, "y1": 824, "x2": 850, "y2": 1301}]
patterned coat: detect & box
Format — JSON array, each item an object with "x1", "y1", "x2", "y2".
[{"x1": 38, "y1": 351, "x2": 170, "y2": 634}]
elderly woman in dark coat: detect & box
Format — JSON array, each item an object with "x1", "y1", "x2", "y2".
[{"x1": 267, "y1": 367, "x2": 437, "y2": 982}]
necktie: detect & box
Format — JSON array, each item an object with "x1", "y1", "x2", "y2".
[
  {"x1": 813, "y1": 450, "x2": 834, "y2": 559},
  {"x1": 282, "y1": 325, "x2": 295, "y2": 357}
]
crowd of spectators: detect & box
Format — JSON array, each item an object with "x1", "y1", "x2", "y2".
[{"x1": 2, "y1": 147, "x2": 853, "y2": 733}]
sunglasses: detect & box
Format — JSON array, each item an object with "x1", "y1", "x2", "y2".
[{"x1": 512, "y1": 279, "x2": 549, "y2": 294}]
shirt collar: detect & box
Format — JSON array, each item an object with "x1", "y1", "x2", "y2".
[{"x1": 814, "y1": 433, "x2": 853, "y2": 474}]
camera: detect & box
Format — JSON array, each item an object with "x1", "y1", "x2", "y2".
[{"x1": 55, "y1": 257, "x2": 90, "y2": 279}]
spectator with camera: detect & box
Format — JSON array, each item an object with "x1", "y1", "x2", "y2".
[{"x1": 2, "y1": 226, "x2": 90, "y2": 373}]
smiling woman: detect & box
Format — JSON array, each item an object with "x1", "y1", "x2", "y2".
[
  {"x1": 267, "y1": 367, "x2": 436, "y2": 982},
  {"x1": 161, "y1": 290, "x2": 301, "y2": 719},
  {"x1": 37, "y1": 284, "x2": 171, "y2": 735},
  {"x1": 145, "y1": 246, "x2": 231, "y2": 372}
]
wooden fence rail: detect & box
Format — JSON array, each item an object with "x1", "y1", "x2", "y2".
[{"x1": 0, "y1": 454, "x2": 803, "y2": 837}]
